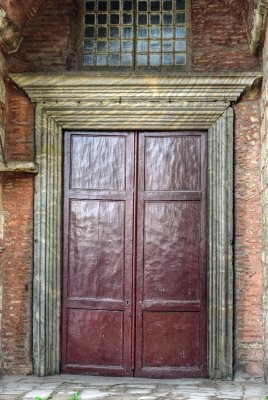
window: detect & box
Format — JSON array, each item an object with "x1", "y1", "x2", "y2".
[{"x1": 83, "y1": 0, "x2": 188, "y2": 68}]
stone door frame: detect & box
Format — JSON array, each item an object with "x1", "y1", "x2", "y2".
[{"x1": 10, "y1": 72, "x2": 260, "y2": 378}]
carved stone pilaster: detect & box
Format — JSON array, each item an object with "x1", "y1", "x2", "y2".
[{"x1": 208, "y1": 108, "x2": 234, "y2": 379}]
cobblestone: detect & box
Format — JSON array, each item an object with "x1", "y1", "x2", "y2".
[{"x1": 0, "y1": 376, "x2": 267, "y2": 400}]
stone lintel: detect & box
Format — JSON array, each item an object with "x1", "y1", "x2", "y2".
[{"x1": 0, "y1": 9, "x2": 22, "y2": 54}]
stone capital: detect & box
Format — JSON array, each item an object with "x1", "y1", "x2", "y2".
[
  {"x1": 250, "y1": 0, "x2": 268, "y2": 54},
  {"x1": 0, "y1": 9, "x2": 22, "y2": 54}
]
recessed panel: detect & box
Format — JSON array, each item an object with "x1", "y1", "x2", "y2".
[
  {"x1": 145, "y1": 136, "x2": 201, "y2": 191},
  {"x1": 67, "y1": 309, "x2": 123, "y2": 366},
  {"x1": 69, "y1": 200, "x2": 125, "y2": 299},
  {"x1": 70, "y1": 135, "x2": 126, "y2": 190},
  {"x1": 142, "y1": 311, "x2": 200, "y2": 368},
  {"x1": 144, "y1": 201, "x2": 200, "y2": 301}
]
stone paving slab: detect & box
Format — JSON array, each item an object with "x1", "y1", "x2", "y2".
[{"x1": 0, "y1": 376, "x2": 267, "y2": 400}]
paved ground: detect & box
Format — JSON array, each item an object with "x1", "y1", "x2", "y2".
[{"x1": 0, "y1": 375, "x2": 268, "y2": 400}]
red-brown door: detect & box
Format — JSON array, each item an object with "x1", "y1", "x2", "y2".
[
  {"x1": 61, "y1": 131, "x2": 207, "y2": 378},
  {"x1": 61, "y1": 131, "x2": 135, "y2": 375},
  {"x1": 135, "y1": 132, "x2": 207, "y2": 378}
]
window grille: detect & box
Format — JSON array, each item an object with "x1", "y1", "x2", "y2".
[{"x1": 83, "y1": 0, "x2": 188, "y2": 67}]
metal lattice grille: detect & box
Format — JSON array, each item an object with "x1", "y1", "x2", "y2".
[{"x1": 83, "y1": 0, "x2": 187, "y2": 67}]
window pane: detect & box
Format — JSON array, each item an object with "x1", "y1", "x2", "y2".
[
  {"x1": 84, "y1": 0, "x2": 134, "y2": 66},
  {"x1": 136, "y1": 0, "x2": 187, "y2": 67},
  {"x1": 83, "y1": 0, "x2": 187, "y2": 68}
]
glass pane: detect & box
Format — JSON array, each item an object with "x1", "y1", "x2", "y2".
[
  {"x1": 175, "y1": 53, "x2": 186, "y2": 64},
  {"x1": 98, "y1": 27, "x2": 107, "y2": 37},
  {"x1": 150, "y1": 40, "x2": 161, "y2": 52},
  {"x1": 123, "y1": 0, "x2": 132, "y2": 10},
  {"x1": 123, "y1": 27, "x2": 133, "y2": 38},
  {"x1": 163, "y1": 40, "x2": 173, "y2": 52},
  {"x1": 163, "y1": 1, "x2": 172, "y2": 10},
  {"x1": 151, "y1": 1, "x2": 160, "y2": 11},
  {"x1": 109, "y1": 40, "x2": 120, "y2": 51},
  {"x1": 83, "y1": 54, "x2": 94, "y2": 65},
  {"x1": 85, "y1": 26, "x2": 95, "y2": 38},
  {"x1": 86, "y1": 1, "x2": 95, "y2": 11},
  {"x1": 122, "y1": 54, "x2": 132, "y2": 65},
  {"x1": 123, "y1": 13, "x2": 132, "y2": 24},
  {"x1": 150, "y1": 27, "x2": 161, "y2": 38},
  {"x1": 175, "y1": 40, "x2": 186, "y2": 51},
  {"x1": 163, "y1": 14, "x2": 172, "y2": 24},
  {"x1": 98, "y1": 14, "x2": 107, "y2": 24},
  {"x1": 151, "y1": 14, "x2": 160, "y2": 24},
  {"x1": 176, "y1": 12, "x2": 185, "y2": 23},
  {"x1": 137, "y1": 54, "x2": 148, "y2": 65},
  {"x1": 85, "y1": 14, "x2": 95, "y2": 24},
  {"x1": 137, "y1": 40, "x2": 148, "y2": 52},
  {"x1": 109, "y1": 54, "x2": 120, "y2": 65},
  {"x1": 122, "y1": 41, "x2": 133, "y2": 52},
  {"x1": 176, "y1": 0, "x2": 185, "y2": 10},
  {"x1": 138, "y1": 1, "x2": 148, "y2": 11},
  {"x1": 150, "y1": 53, "x2": 161, "y2": 65},
  {"x1": 97, "y1": 41, "x2": 107, "y2": 51},
  {"x1": 111, "y1": 0, "x2": 120, "y2": 10},
  {"x1": 98, "y1": 1, "x2": 107, "y2": 11},
  {"x1": 110, "y1": 27, "x2": 119, "y2": 38},
  {"x1": 163, "y1": 27, "x2": 173, "y2": 38},
  {"x1": 110, "y1": 14, "x2": 120, "y2": 24},
  {"x1": 163, "y1": 53, "x2": 173, "y2": 65},
  {"x1": 175, "y1": 26, "x2": 186, "y2": 38},
  {"x1": 138, "y1": 27, "x2": 148, "y2": 38},
  {"x1": 96, "y1": 54, "x2": 107, "y2": 65},
  {"x1": 84, "y1": 40, "x2": 95, "y2": 51}
]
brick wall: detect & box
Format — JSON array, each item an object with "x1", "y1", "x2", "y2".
[
  {"x1": 2, "y1": 174, "x2": 33, "y2": 374},
  {"x1": 192, "y1": 0, "x2": 260, "y2": 71},
  {"x1": 234, "y1": 91, "x2": 264, "y2": 379},
  {"x1": 7, "y1": 0, "x2": 79, "y2": 72},
  {"x1": 260, "y1": 21, "x2": 268, "y2": 381},
  {"x1": 0, "y1": 82, "x2": 34, "y2": 374},
  {"x1": 0, "y1": 50, "x2": 5, "y2": 374}
]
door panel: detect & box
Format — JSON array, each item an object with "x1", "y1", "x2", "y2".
[
  {"x1": 135, "y1": 132, "x2": 207, "y2": 378},
  {"x1": 66, "y1": 309, "x2": 124, "y2": 366},
  {"x1": 142, "y1": 312, "x2": 200, "y2": 368},
  {"x1": 68, "y1": 200, "x2": 125, "y2": 299},
  {"x1": 143, "y1": 201, "x2": 201, "y2": 302},
  {"x1": 62, "y1": 131, "x2": 134, "y2": 376},
  {"x1": 70, "y1": 135, "x2": 126, "y2": 190},
  {"x1": 144, "y1": 136, "x2": 201, "y2": 191}
]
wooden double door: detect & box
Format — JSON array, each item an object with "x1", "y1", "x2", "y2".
[{"x1": 61, "y1": 131, "x2": 207, "y2": 378}]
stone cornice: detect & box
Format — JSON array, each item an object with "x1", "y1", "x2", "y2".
[
  {"x1": 0, "y1": 9, "x2": 22, "y2": 54},
  {"x1": 9, "y1": 72, "x2": 261, "y2": 130},
  {"x1": 10, "y1": 72, "x2": 262, "y2": 102},
  {"x1": 250, "y1": 0, "x2": 268, "y2": 54}
]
